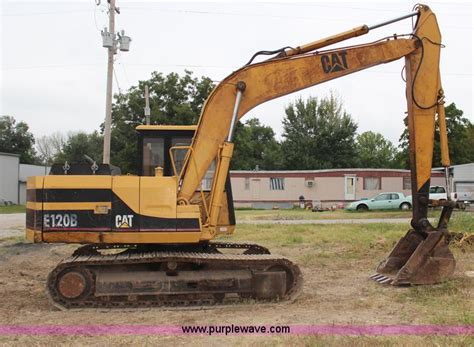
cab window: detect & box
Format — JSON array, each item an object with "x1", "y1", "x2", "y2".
[
  {"x1": 171, "y1": 137, "x2": 192, "y2": 175},
  {"x1": 142, "y1": 137, "x2": 164, "y2": 176}
]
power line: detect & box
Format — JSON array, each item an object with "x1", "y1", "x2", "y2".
[
  {"x1": 118, "y1": 6, "x2": 472, "y2": 29},
  {"x1": 93, "y1": 2, "x2": 108, "y2": 31},
  {"x1": 112, "y1": 65, "x2": 122, "y2": 94},
  {"x1": 262, "y1": 2, "x2": 472, "y2": 17},
  {"x1": 117, "y1": 52, "x2": 132, "y2": 87}
]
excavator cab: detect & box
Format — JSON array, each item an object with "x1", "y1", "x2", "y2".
[
  {"x1": 136, "y1": 125, "x2": 235, "y2": 229},
  {"x1": 137, "y1": 125, "x2": 195, "y2": 177}
]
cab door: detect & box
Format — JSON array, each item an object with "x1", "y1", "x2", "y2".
[{"x1": 139, "y1": 176, "x2": 177, "y2": 232}]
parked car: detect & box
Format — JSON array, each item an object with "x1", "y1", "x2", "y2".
[
  {"x1": 429, "y1": 185, "x2": 473, "y2": 203},
  {"x1": 345, "y1": 192, "x2": 412, "y2": 211},
  {"x1": 429, "y1": 186, "x2": 448, "y2": 201}
]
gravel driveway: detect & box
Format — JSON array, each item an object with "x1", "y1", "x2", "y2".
[{"x1": 0, "y1": 213, "x2": 25, "y2": 239}]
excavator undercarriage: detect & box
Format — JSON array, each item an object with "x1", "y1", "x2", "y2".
[{"x1": 47, "y1": 242, "x2": 302, "y2": 309}]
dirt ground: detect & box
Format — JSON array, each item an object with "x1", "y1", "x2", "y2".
[{"x1": 0, "y1": 214, "x2": 472, "y2": 346}]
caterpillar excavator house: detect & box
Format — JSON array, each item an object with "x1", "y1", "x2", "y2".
[{"x1": 26, "y1": 4, "x2": 461, "y2": 308}]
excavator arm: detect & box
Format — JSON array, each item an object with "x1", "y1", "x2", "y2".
[{"x1": 179, "y1": 4, "x2": 456, "y2": 285}]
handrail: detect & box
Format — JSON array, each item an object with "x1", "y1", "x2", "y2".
[{"x1": 169, "y1": 145, "x2": 210, "y2": 224}]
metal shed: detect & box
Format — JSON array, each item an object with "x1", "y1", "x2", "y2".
[{"x1": 0, "y1": 152, "x2": 20, "y2": 204}]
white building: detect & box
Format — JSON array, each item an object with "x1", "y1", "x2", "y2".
[
  {"x1": 18, "y1": 164, "x2": 49, "y2": 204},
  {"x1": 449, "y1": 163, "x2": 474, "y2": 201},
  {"x1": 0, "y1": 152, "x2": 20, "y2": 204},
  {"x1": 230, "y1": 168, "x2": 446, "y2": 209},
  {"x1": 0, "y1": 152, "x2": 49, "y2": 205}
]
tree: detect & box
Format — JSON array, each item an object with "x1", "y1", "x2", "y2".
[
  {"x1": 36, "y1": 132, "x2": 66, "y2": 165},
  {"x1": 110, "y1": 70, "x2": 214, "y2": 173},
  {"x1": 397, "y1": 102, "x2": 473, "y2": 168},
  {"x1": 56, "y1": 131, "x2": 103, "y2": 164},
  {"x1": 355, "y1": 131, "x2": 397, "y2": 168},
  {"x1": 281, "y1": 94, "x2": 358, "y2": 170},
  {"x1": 0, "y1": 115, "x2": 37, "y2": 163},
  {"x1": 232, "y1": 118, "x2": 284, "y2": 170},
  {"x1": 465, "y1": 123, "x2": 474, "y2": 162}
]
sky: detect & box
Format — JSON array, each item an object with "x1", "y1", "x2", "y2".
[{"x1": 1, "y1": 0, "x2": 473, "y2": 146}]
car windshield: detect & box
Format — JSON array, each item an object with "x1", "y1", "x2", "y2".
[{"x1": 430, "y1": 186, "x2": 446, "y2": 193}]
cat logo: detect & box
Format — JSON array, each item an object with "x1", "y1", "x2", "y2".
[
  {"x1": 115, "y1": 215, "x2": 134, "y2": 228},
  {"x1": 321, "y1": 51, "x2": 348, "y2": 73}
]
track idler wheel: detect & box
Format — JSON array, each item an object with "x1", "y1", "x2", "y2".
[{"x1": 55, "y1": 268, "x2": 93, "y2": 301}]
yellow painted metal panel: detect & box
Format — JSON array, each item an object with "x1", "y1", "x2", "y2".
[
  {"x1": 25, "y1": 228, "x2": 42, "y2": 243},
  {"x1": 40, "y1": 202, "x2": 111, "y2": 211},
  {"x1": 136, "y1": 125, "x2": 197, "y2": 131},
  {"x1": 26, "y1": 201, "x2": 41, "y2": 210},
  {"x1": 176, "y1": 204, "x2": 201, "y2": 219},
  {"x1": 405, "y1": 8, "x2": 441, "y2": 191},
  {"x1": 113, "y1": 176, "x2": 140, "y2": 213},
  {"x1": 139, "y1": 176, "x2": 177, "y2": 218},
  {"x1": 43, "y1": 231, "x2": 200, "y2": 244},
  {"x1": 43, "y1": 175, "x2": 112, "y2": 189},
  {"x1": 27, "y1": 176, "x2": 43, "y2": 189}
]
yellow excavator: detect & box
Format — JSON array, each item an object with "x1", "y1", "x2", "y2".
[{"x1": 26, "y1": 4, "x2": 460, "y2": 308}]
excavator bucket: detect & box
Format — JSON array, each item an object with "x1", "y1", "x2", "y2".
[{"x1": 371, "y1": 228, "x2": 455, "y2": 285}]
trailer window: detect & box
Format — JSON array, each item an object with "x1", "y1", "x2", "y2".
[
  {"x1": 364, "y1": 177, "x2": 381, "y2": 190},
  {"x1": 270, "y1": 177, "x2": 285, "y2": 190},
  {"x1": 403, "y1": 177, "x2": 411, "y2": 190}
]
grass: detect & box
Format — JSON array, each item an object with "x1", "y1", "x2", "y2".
[
  {"x1": 0, "y1": 335, "x2": 472, "y2": 347},
  {"x1": 225, "y1": 223, "x2": 408, "y2": 256},
  {"x1": 229, "y1": 212, "x2": 473, "y2": 249},
  {"x1": 396, "y1": 279, "x2": 473, "y2": 325},
  {"x1": 0, "y1": 205, "x2": 25, "y2": 214},
  {"x1": 450, "y1": 212, "x2": 474, "y2": 233},
  {"x1": 235, "y1": 208, "x2": 444, "y2": 221}
]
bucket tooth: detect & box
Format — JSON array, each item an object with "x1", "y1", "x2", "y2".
[
  {"x1": 379, "y1": 277, "x2": 392, "y2": 285},
  {"x1": 369, "y1": 274, "x2": 392, "y2": 284},
  {"x1": 370, "y1": 274, "x2": 384, "y2": 280},
  {"x1": 374, "y1": 229, "x2": 455, "y2": 286}
]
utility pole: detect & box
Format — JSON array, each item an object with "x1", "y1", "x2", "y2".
[
  {"x1": 144, "y1": 85, "x2": 150, "y2": 125},
  {"x1": 102, "y1": 0, "x2": 116, "y2": 164},
  {"x1": 100, "y1": 0, "x2": 131, "y2": 164}
]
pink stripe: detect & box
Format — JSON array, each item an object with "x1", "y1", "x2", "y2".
[
  {"x1": 139, "y1": 229, "x2": 201, "y2": 232},
  {"x1": 45, "y1": 228, "x2": 200, "y2": 232},
  {"x1": 45, "y1": 228, "x2": 110, "y2": 231},
  {"x1": 0, "y1": 325, "x2": 471, "y2": 336},
  {"x1": 291, "y1": 325, "x2": 474, "y2": 335}
]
